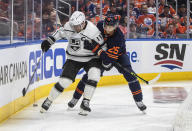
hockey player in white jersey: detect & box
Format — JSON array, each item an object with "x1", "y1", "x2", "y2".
[{"x1": 40, "y1": 11, "x2": 104, "y2": 116}]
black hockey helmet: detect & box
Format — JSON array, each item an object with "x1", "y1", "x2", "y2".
[{"x1": 104, "y1": 14, "x2": 120, "y2": 26}]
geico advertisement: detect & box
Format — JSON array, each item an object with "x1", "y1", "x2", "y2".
[
  {"x1": 126, "y1": 41, "x2": 192, "y2": 73},
  {"x1": 29, "y1": 45, "x2": 86, "y2": 84}
]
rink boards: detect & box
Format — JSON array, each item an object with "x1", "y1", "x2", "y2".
[{"x1": 0, "y1": 39, "x2": 192, "y2": 123}]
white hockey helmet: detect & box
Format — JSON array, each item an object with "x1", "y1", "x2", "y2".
[{"x1": 69, "y1": 11, "x2": 86, "y2": 32}]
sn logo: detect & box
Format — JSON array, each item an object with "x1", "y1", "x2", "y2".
[{"x1": 155, "y1": 43, "x2": 186, "y2": 61}]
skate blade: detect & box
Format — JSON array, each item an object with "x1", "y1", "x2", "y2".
[
  {"x1": 67, "y1": 107, "x2": 75, "y2": 111},
  {"x1": 141, "y1": 110, "x2": 146, "y2": 114},
  {"x1": 78, "y1": 109, "x2": 89, "y2": 116},
  {"x1": 40, "y1": 108, "x2": 46, "y2": 113}
]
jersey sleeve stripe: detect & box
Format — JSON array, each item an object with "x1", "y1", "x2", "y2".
[{"x1": 92, "y1": 44, "x2": 100, "y2": 53}]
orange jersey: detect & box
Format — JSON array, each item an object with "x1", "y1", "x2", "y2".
[
  {"x1": 137, "y1": 14, "x2": 156, "y2": 36},
  {"x1": 180, "y1": 17, "x2": 192, "y2": 24},
  {"x1": 176, "y1": 23, "x2": 186, "y2": 34},
  {"x1": 97, "y1": 0, "x2": 104, "y2": 4},
  {"x1": 134, "y1": 0, "x2": 147, "y2": 8},
  {"x1": 90, "y1": 15, "x2": 101, "y2": 25},
  {"x1": 137, "y1": 14, "x2": 156, "y2": 27},
  {"x1": 167, "y1": 18, "x2": 188, "y2": 34},
  {"x1": 162, "y1": 31, "x2": 177, "y2": 38},
  {"x1": 103, "y1": 4, "x2": 109, "y2": 15}
]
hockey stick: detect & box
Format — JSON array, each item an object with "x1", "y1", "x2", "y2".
[
  {"x1": 114, "y1": 62, "x2": 161, "y2": 84},
  {"x1": 22, "y1": 52, "x2": 44, "y2": 96},
  {"x1": 63, "y1": 29, "x2": 161, "y2": 84}
]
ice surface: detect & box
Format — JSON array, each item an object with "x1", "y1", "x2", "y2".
[{"x1": 1, "y1": 81, "x2": 192, "y2": 131}]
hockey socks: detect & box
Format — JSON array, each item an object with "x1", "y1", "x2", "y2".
[{"x1": 128, "y1": 79, "x2": 143, "y2": 102}]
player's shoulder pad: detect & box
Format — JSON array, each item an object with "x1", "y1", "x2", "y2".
[{"x1": 83, "y1": 21, "x2": 101, "y2": 39}]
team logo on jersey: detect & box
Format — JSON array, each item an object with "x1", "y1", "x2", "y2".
[
  {"x1": 154, "y1": 43, "x2": 187, "y2": 70},
  {"x1": 131, "y1": 11, "x2": 137, "y2": 17},
  {"x1": 70, "y1": 38, "x2": 81, "y2": 51},
  {"x1": 144, "y1": 18, "x2": 152, "y2": 26}
]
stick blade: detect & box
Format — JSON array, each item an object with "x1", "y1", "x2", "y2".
[
  {"x1": 22, "y1": 88, "x2": 26, "y2": 97},
  {"x1": 148, "y1": 73, "x2": 161, "y2": 84}
]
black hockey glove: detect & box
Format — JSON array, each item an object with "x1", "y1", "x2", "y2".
[
  {"x1": 84, "y1": 40, "x2": 102, "y2": 54},
  {"x1": 41, "y1": 36, "x2": 56, "y2": 52},
  {"x1": 102, "y1": 60, "x2": 113, "y2": 71}
]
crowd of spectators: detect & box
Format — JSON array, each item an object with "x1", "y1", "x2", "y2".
[
  {"x1": 0, "y1": 0, "x2": 191, "y2": 39},
  {"x1": 76, "y1": 0, "x2": 190, "y2": 39}
]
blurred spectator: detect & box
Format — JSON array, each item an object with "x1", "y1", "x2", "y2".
[
  {"x1": 179, "y1": 16, "x2": 192, "y2": 36},
  {"x1": 88, "y1": 0, "x2": 98, "y2": 18},
  {"x1": 106, "y1": 3, "x2": 117, "y2": 15},
  {"x1": 130, "y1": 3, "x2": 140, "y2": 18},
  {"x1": 0, "y1": 0, "x2": 8, "y2": 17},
  {"x1": 119, "y1": 16, "x2": 128, "y2": 37},
  {"x1": 159, "y1": 5, "x2": 173, "y2": 28},
  {"x1": 180, "y1": 16, "x2": 192, "y2": 26},
  {"x1": 129, "y1": 23, "x2": 138, "y2": 38},
  {"x1": 42, "y1": 9, "x2": 52, "y2": 37},
  {"x1": 136, "y1": 4, "x2": 156, "y2": 38},
  {"x1": 42, "y1": 1, "x2": 61, "y2": 37},
  {"x1": 171, "y1": 15, "x2": 186, "y2": 34},
  {"x1": 102, "y1": 0, "x2": 110, "y2": 15},
  {"x1": 90, "y1": 4, "x2": 105, "y2": 25},
  {"x1": 116, "y1": 3, "x2": 126, "y2": 16},
  {"x1": 147, "y1": 0, "x2": 156, "y2": 15},
  {"x1": 13, "y1": 0, "x2": 24, "y2": 22},
  {"x1": 153, "y1": 23, "x2": 165, "y2": 39},
  {"x1": 17, "y1": 22, "x2": 25, "y2": 37},
  {"x1": 158, "y1": 0, "x2": 176, "y2": 16},
  {"x1": 162, "y1": 23, "x2": 178, "y2": 38},
  {"x1": 178, "y1": 4, "x2": 187, "y2": 18},
  {"x1": 159, "y1": 4, "x2": 174, "y2": 18},
  {"x1": 46, "y1": 1, "x2": 55, "y2": 12},
  {"x1": 130, "y1": 0, "x2": 135, "y2": 6},
  {"x1": 129, "y1": 8, "x2": 137, "y2": 24},
  {"x1": 134, "y1": 0, "x2": 147, "y2": 8},
  {"x1": 18, "y1": 16, "x2": 40, "y2": 39}
]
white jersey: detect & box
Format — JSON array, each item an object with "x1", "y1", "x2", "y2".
[{"x1": 52, "y1": 21, "x2": 104, "y2": 62}]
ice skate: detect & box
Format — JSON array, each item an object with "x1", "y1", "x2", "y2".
[
  {"x1": 40, "y1": 98, "x2": 52, "y2": 113},
  {"x1": 135, "y1": 101, "x2": 147, "y2": 114},
  {"x1": 67, "y1": 98, "x2": 79, "y2": 110},
  {"x1": 79, "y1": 99, "x2": 91, "y2": 116}
]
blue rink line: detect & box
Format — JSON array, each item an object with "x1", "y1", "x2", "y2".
[{"x1": 0, "y1": 38, "x2": 192, "y2": 50}]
